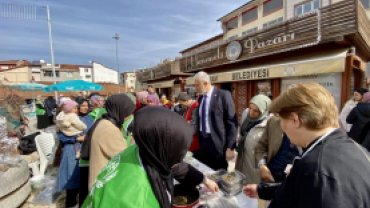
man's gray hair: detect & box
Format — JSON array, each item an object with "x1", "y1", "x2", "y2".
[{"x1": 194, "y1": 71, "x2": 211, "y2": 83}]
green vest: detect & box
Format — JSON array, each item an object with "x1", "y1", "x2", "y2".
[
  {"x1": 121, "y1": 115, "x2": 134, "y2": 147},
  {"x1": 35, "y1": 100, "x2": 45, "y2": 115},
  {"x1": 89, "y1": 108, "x2": 107, "y2": 122},
  {"x1": 81, "y1": 145, "x2": 160, "y2": 208}
]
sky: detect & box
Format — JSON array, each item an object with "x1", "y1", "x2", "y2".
[{"x1": 0, "y1": 0, "x2": 248, "y2": 73}]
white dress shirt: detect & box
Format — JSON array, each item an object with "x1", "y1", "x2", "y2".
[{"x1": 199, "y1": 87, "x2": 214, "y2": 134}]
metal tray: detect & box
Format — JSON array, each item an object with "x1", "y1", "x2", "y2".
[{"x1": 207, "y1": 169, "x2": 228, "y2": 182}]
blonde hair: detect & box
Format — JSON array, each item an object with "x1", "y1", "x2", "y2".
[{"x1": 270, "y1": 83, "x2": 339, "y2": 130}]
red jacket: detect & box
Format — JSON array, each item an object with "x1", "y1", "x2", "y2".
[{"x1": 184, "y1": 101, "x2": 200, "y2": 152}]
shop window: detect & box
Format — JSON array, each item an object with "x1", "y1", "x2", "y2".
[
  {"x1": 263, "y1": 17, "x2": 283, "y2": 28},
  {"x1": 226, "y1": 17, "x2": 238, "y2": 31},
  {"x1": 295, "y1": 0, "x2": 320, "y2": 16},
  {"x1": 242, "y1": 27, "x2": 258, "y2": 37},
  {"x1": 44, "y1": 71, "x2": 60, "y2": 77},
  {"x1": 242, "y1": 6, "x2": 258, "y2": 25},
  {"x1": 263, "y1": 0, "x2": 283, "y2": 16},
  {"x1": 200, "y1": 45, "x2": 208, "y2": 52},
  {"x1": 360, "y1": 0, "x2": 370, "y2": 9}
]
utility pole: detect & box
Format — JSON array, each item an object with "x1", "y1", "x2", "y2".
[
  {"x1": 113, "y1": 33, "x2": 121, "y2": 93},
  {"x1": 46, "y1": 5, "x2": 58, "y2": 100}
]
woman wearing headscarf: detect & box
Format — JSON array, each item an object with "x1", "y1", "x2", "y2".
[
  {"x1": 81, "y1": 107, "x2": 218, "y2": 208},
  {"x1": 80, "y1": 93, "x2": 136, "y2": 190},
  {"x1": 134, "y1": 91, "x2": 148, "y2": 113},
  {"x1": 88, "y1": 95, "x2": 106, "y2": 122},
  {"x1": 236, "y1": 95, "x2": 272, "y2": 185},
  {"x1": 56, "y1": 99, "x2": 94, "y2": 208},
  {"x1": 147, "y1": 94, "x2": 160, "y2": 107},
  {"x1": 35, "y1": 95, "x2": 49, "y2": 129}
]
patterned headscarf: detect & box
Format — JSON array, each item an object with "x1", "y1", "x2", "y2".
[{"x1": 90, "y1": 95, "x2": 105, "y2": 108}]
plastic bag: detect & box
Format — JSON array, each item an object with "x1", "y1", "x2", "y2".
[
  {"x1": 31, "y1": 187, "x2": 58, "y2": 205},
  {"x1": 31, "y1": 176, "x2": 58, "y2": 205}
]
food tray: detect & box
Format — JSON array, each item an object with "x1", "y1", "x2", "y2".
[
  {"x1": 207, "y1": 169, "x2": 228, "y2": 182},
  {"x1": 219, "y1": 182, "x2": 242, "y2": 193},
  {"x1": 220, "y1": 170, "x2": 246, "y2": 188}
]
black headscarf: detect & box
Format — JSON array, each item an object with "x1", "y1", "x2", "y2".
[
  {"x1": 133, "y1": 107, "x2": 193, "y2": 208},
  {"x1": 77, "y1": 99, "x2": 89, "y2": 117},
  {"x1": 81, "y1": 93, "x2": 136, "y2": 160}
]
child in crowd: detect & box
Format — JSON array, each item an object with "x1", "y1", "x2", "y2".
[{"x1": 56, "y1": 100, "x2": 86, "y2": 159}]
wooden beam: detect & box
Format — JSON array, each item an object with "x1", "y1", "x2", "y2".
[
  {"x1": 341, "y1": 56, "x2": 354, "y2": 110},
  {"x1": 272, "y1": 78, "x2": 281, "y2": 99}
]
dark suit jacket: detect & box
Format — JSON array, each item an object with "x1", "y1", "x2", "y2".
[{"x1": 197, "y1": 88, "x2": 238, "y2": 157}]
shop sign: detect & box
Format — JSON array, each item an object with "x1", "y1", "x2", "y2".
[
  {"x1": 196, "y1": 52, "x2": 224, "y2": 65},
  {"x1": 281, "y1": 73, "x2": 342, "y2": 110},
  {"x1": 226, "y1": 41, "x2": 242, "y2": 61},
  {"x1": 244, "y1": 33, "x2": 295, "y2": 53},
  {"x1": 231, "y1": 68, "x2": 270, "y2": 81}
]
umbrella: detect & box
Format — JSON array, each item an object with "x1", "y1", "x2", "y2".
[
  {"x1": 8, "y1": 83, "x2": 47, "y2": 113},
  {"x1": 8, "y1": 83, "x2": 47, "y2": 91},
  {"x1": 43, "y1": 80, "x2": 104, "y2": 92}
]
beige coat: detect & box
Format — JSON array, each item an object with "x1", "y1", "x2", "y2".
[
  {"x1": 254, "y1": 116, "x2": 284, "y2": 165},
  {"x1": 235, "y1": 112, "x2": 273, "y2": 185},
  {"x1": 89, "y1": 119, "x2": 127, "y2": 190},
  {"x1": 55, "y1": 112, "x2": 86, "y2": 136}
]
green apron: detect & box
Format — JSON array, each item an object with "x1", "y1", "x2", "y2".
[
  {"x1": 89, "y1": 108, "x2": 107, "y2": 122},
  {"x1": 121, "y1": 115, "x2": 134, "y2": 147},
  {"x1": 35, "y1": 100, "x2": 46, "y2": 115},
  {"x1": 81, "y1": 145, "x2": 160, "y2": 208}
]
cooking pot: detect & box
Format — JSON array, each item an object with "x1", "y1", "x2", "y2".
[{"x1": 173, "y1": 184, "x2": 200, "y2": 208}]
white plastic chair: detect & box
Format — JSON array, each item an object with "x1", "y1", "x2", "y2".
[{"x1": 35, "y1": 132, "x2": 59, "y2": 175}]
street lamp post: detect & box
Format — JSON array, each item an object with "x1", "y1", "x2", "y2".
[{"x1": 113, "y1": 33, "x2": 120, "y2": 93}]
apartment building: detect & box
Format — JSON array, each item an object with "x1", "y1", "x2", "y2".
[
  {"x1": 121, "y1": 72, "x2": 136, "y2": 90},
  {"x1": 90, "y1": 61, "x2": 118, "y2": 84},
  {"x1": 79, "y1": 65, "x2": 93, "y2": 82},
  {"x1": 40, "y1": 64, "x2": 80, "y2": 82}
]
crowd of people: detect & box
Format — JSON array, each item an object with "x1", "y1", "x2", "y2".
[{"x1": 40, "y1": 71, "x2": 370, "y2": 208}]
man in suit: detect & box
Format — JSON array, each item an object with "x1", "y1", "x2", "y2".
[{"x1": 194, "y1": 71, "x2": 238, "y2": 170}]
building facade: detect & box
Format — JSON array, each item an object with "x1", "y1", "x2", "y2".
[
  {"x1": 0, "y1": 60, "x2": 28, "y2": 71},
  {"x1": 40, "y1": 64, "x2": 80, "y2": 82},
  {"x1": 79, "y1": 65, "x2": 93, "y2": 82},
  {"x1": 121, "y1": 72, "x2": 136, "y2": 90},
  {"x1": 178, "y1": 0, "x2": 370, "y2": 122},
  {"x1": 0, "y1": 66, "x2": 32, "y2": 85},
  {"x1": 219, "y1": 0, "x2": 285, "y2": 42},
  {"x1": 90, "y1": 61, "x2": 118, "y2": 84},
  {"x1": 180, "y1": 34, "x2": 224, "y2": 57}
]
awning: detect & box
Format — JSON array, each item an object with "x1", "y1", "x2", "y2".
[
  {"x1": 186, "y1": 77, "x2": 195, "y2": 85},
  {"x1": 207, "y1": 49, "x2": 349, "y2": 83},
  {"x1": 151, "y1": 80, "x2": 175, "y2": 88}
]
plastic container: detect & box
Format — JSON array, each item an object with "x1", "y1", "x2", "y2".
[
  {"x1": 219, "y1": 182, "x2": 243, "y2": 193},
  {"x1": 207, "y1": 169, "x2": 228, "y2": 182},
  {"x1": 220, "y1": 170, "x2": 246, "y2": 189}
]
